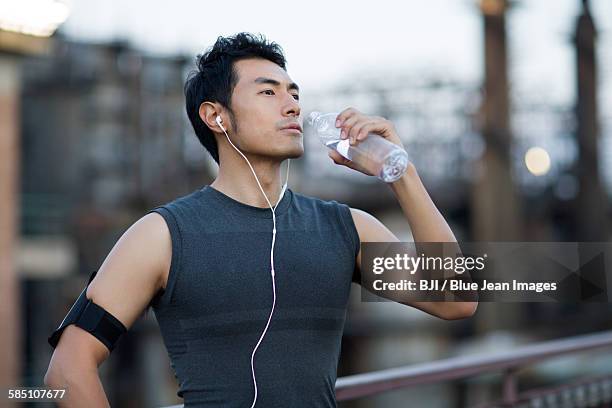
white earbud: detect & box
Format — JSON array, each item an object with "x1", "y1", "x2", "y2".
[{"x1": 215, "y1": 115, "x2": 226, "y2": 132}]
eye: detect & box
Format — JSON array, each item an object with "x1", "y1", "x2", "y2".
[
  {"x1": 261, "y1": 89, "x2": 275, "y2": 96},
  {"x1": 292, "y1": 94, "x2": 300, "y2": 101}
]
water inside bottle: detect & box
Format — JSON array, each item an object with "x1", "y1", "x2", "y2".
[{"x1": 326, "y1": 139, "x2": 408, "y2": 182}]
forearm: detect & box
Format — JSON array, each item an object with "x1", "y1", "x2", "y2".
[
  {"x1": 45, "y1": 364, "x2": 110, "y2": 407},
  {"x1": 390, "y1": 163, "x2": 477, "y2": 317},
  {"x1": 389, "y1": 163, "x2": 457, "y2": 243}
]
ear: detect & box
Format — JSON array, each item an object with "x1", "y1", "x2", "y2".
[{"x1": 199, "y1": 102, "x2": 227, "y2": 133}]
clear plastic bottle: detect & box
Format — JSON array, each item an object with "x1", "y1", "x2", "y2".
[{"x1": 306, "y1": 112, "x2": 410, "y2": 183}]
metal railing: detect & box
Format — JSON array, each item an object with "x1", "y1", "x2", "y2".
[
  {"x1": 336, "y1": 330, "x2": 612, "y2": 406},
  {"x1": 163, "y1": 330, "x2": 612, "y2": 408}
]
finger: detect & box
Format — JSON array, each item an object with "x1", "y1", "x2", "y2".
[
  {"x1": 350, "y1": 120, "x2": 377, "y2": 145},
  {"x1": 363, "y1": 118, "x2": 395, "y2": 138},
  {"x1": 341, "y1": 114, "x2": 362, "y2": 142},
  {"x1": 355, "y1": 121, "x2": 385, "y2": 142},
  {"x1": 336, "y1": 107, "x2": 360, "y2": 128}
]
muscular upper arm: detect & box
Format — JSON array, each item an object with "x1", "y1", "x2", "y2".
[
  {"x1": 350, "y1": 208, "x2": 400, "y2": 276},
  {"x1": 349, "y1": 207, "x2": 476, "y2": 320},
  {"x1": 51, "y1": 212, "x2": 172, "y2": 367}
]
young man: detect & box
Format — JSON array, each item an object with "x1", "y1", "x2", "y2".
[{"x1": 45, "y1": 33, "x2": 477, "y2": 407}]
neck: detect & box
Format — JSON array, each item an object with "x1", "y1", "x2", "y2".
[{"x1": 211, "y1": 155, "x2": 287, "y2": 209}]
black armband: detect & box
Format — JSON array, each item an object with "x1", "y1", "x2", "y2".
[{"x1": 48, "y1": 271, "x2": 127, "y2": 352}]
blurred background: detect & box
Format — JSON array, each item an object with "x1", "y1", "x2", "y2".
[{"x1": 1, "y1": 0, "x2": 612, "y2": 406}]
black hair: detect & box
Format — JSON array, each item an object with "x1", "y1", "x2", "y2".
[{"x1": 184, "y1": 32, "x2": 287, "y2": 164}]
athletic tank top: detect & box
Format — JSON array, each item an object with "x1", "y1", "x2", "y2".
[{"x1": 148, "y1": 185, "x2": 360, "y2": 407}]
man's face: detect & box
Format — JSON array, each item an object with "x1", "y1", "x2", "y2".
[{"x1": 227, "y1": 58, "x2": 304, "y2": 161}]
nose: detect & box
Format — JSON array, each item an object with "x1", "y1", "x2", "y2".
[{"x1": 282, "y1": 94, "x2": 301, "y2": 118}]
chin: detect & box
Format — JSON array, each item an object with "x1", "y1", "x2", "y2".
[
  {"x1": 283, "y1": 145, "x2": 304, "y2": 159},
  {"x1": 286, "y1": 150, "x2": 304, "y2": 159},
  {"x1": 281, "y1": 139, "x2": 304, "y2": 158},
  {"x1": 264, "y1": 138, "x2": 303, "y2": 160}
]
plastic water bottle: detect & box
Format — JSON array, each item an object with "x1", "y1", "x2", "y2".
[{"x1": 306, "y1": 112, "x2": 410, "y2": 183}]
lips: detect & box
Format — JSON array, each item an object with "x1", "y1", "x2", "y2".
[{"x1": 281, "y1": 123, "x2": 303, "y2": 133}]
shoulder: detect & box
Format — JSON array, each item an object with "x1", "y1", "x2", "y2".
[
  {"x1": 88, "y1": 212, "x2": 172, "y2": 298},
  {"x1": 349, "y1": 207, "x2": 373, "y2": 223},
  {"x1": 290, "y1": 192, "x2": 384, "y2": 231},
  {"x1": 146, "y1": 188, "x2": 209, "y2": 234},
  {"x1": 349, "y1": 207, "x2": 384, "y2": 229},
  {"x1": 133, "y1": 212, "x2": 172, "y2": 247},
  {"x1": 291, "y1": 190, "x2": 349, "y2": 213},
  {"x1": 348, "y1": 207, "x2": 398, "y2": 242},
  {"x1": 81, "y1": 212, "x2": 171, "y2": 323},
  {"x1": 156, "y1": 188, "x2": 206, "y2": 213},
  {"x1": 120, "y1": 212, "x2": 172, "y2": 252}
]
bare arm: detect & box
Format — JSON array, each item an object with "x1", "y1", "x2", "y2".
[
  {"x1": 351, "y1": 206, "x2": 476, "y2": 320},
  {"x1": 329, "y1": 107, "x2": 477, "y2": 319},
  {"x1": 44, "y1": 325, "x2": 111, "y2": 407},
  {"x1": 44, "y1": 212, "x2": 171, "y2": 406}
]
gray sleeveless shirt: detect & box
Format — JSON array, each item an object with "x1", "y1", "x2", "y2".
[{"x1": 148, "y1": 185, "x2": 360, "y2": 407}]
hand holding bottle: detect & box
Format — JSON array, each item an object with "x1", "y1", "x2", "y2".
[{"x1": 306, "y1": 107, "x2": 410, "y2": 182}]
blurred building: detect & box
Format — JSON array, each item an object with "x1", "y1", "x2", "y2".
[{"x1": 19, "y1": 37, "x2": 204, "y2": 406}]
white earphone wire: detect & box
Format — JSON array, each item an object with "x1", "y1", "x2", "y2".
[{"x1": 217, "y1": 120, "x2": 290, "y2": 408}]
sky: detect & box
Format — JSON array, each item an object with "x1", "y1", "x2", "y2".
[{"x1": 59, "y1": 0, "x2": 612, "y2": 111}]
